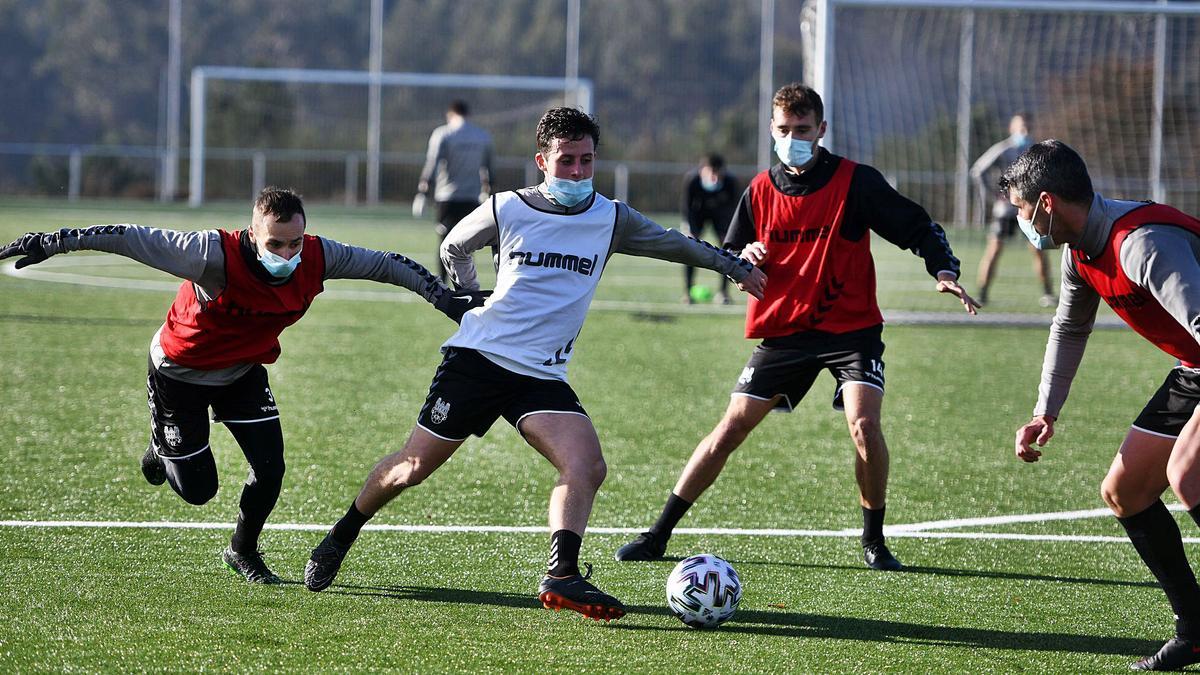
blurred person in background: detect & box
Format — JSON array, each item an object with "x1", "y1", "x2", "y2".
[
  {"x1": 972, "y1": 113, "x2": 1054, "y2": 307},
  {"x1": 415, "y1": 100, "x2": 494, "y2": 283},
  {"x1": 681, "y1": 153, "x2": 740, "y2": 304}
]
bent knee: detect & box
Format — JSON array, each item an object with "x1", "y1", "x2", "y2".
[
  {"x1": 177, "y1": 483, "x2": 218, "y2": 506},
  {"x1": 563, "y1": 456, "x2": 607, "y2": 490},
  {"x1": 848, "y1": 416, "x2": 882, "y2": 444}
]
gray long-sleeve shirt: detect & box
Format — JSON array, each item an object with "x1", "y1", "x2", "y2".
[
  {"x1": 442, "y1": 185, "x2": 755, "y2": 292},
  {"x1": 43, "y1": 224, "x2": 447, "y2": 384},
  {"x1": 439, "y1": 184, "x2": 754, "y2": 379},
  {"x1": 1035, "y1": 194, "x2": 1200, "y2": 418},
  {"x1": 418, "y1": 120, "x2": 494, "y2": 203}
]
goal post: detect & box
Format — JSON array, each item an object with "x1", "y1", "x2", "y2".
[
  {"x1": 805, "y1": 0, "x2": 1200, "y2": 226},
  {"x1": 187, "y1": 66, "x2": 594, "y2": 207}
]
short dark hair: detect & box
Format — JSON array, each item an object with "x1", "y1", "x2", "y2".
[
  {"x1": 448, "y1": 100, "x2": 469, "y2": 116},
  {"x1": 703, "y1": 153, "x2": 725, "y2": 171},
  {"x1": 998, "y1": 140, "x2": 1094, "y2": 205},
  {"x1": 773, "y1": 83, "x2": 824, "y2": 122},
  {"x1": 535, "y1": 107, "x2": 600, "y2": 154},
  {"x1": 254, "y1": 186, "x2": 306, "y2": 224}
]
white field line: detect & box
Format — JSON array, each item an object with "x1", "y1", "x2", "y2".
[
  {"x1": 3, "y1": 257, "x2": 1127, "y2": 326},
  {"x1": 2, "y1": 505, "x2": 1197, "y2": 544}
]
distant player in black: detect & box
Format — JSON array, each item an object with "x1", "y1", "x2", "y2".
[{"x1": 681, "y1": 154, "x2": 740, "y2": 304}]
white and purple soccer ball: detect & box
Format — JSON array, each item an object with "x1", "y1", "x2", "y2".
[{"x1": 665, "y1": 553, "x2": 742, "y2": 629}]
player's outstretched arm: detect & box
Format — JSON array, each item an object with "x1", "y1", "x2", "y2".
[
  {"x1": 1015, "y1": 415, "x2": 1055, "y2": 462},
  {"x1": 319, "y1": 238, "x2": 488, "y2": 324},
  {"x1": 439, "y1": 200, "x2": 498, "y2": 292},
  {"x1": 611, "y1": 203, "x2": 765, "y2": 299},
  {"x1": 1, "y1": 226, "x2": 220, "y2": 285},
  {"x1": 935, "y1": 272, "x2": 980, "y2": 315}
]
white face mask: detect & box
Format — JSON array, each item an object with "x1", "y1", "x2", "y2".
[
  {"x1": 774, "y1": 135, "x2": 816, "y2": 168},
  {"x1": 544, "y1": 175, "x2": 594, "y2": 206},
  {"x1": 257, "y1": 246, "x2": 302, "y2": 277},
  {"x1": 1016, "y1": 200, "x2": 1056, "y2": 250}
]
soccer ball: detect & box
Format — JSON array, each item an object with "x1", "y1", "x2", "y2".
[
  {"x1": 665, "y1": 553, "x2": 742, "y2": 629},
  {"x1": 689, "y1": 284, "x2": 714, "y2": 303}
]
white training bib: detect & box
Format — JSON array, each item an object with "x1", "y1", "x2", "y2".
[{"x1": 444, "y1": 190, "x2": 617, "y2": 380}]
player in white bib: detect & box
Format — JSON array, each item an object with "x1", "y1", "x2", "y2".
[{"x1": 304, "y1": 107, "x2": 767, "y2": 621}]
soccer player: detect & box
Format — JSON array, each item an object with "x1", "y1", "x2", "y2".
[
  {"x1": 615, "y1": 83, "x2": 978, "y2": 571},
  {"x1": 0, "y1": 187, "x2": 481, "y2": 584},
  {"x1": 1005, "y1": 141, "x2": 1200, "y2": 671},
  {"x1": 681, "y1": 153, "x2": 740, "y2": 304},
  {"x1": 414, "y1": 99, "x2": 494, "y2": 283},
  {"x1": 972, "y1": 113, "x2": 1054, "y2": 307},
  {"x1": 303, "y1": 107, "x2": 767, "y2": 621}
]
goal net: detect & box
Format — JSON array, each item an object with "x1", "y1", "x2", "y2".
[{"x1": 801, "y1": 0, "x2": 1200, "y2": 226}]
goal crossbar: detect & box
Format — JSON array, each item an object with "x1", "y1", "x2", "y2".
[{"x1": 188, "y1": 66, "x2": 594, "y2": 206}]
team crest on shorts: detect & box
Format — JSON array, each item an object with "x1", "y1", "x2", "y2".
[
  {"x1": 738, "y1": 366, "x2": 755, "y2": 385},
  {"x1": 163, "y1": 424, "x2": 182, "y2": 447},
  {"x1": 431, "y1": 397, "x2": 451, "y2": 425}
]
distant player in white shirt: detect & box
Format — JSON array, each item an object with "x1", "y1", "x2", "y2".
[{"x1": 304, "y1": 107, "x2": 767, "y2": 620}]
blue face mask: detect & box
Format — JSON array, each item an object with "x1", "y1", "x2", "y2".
[
  {"x1": 774, "y1": 135, "x2": 816, "y2": 168},
  {"x1": 1016, "y1": 200, "x2": 1056, "y2": 250},
  {"x1": 544, "y1": 175, "x2": 593, "y2": 207},
  {"x1": 700, "y1": 175, "x2": 722, "y2": 192},
  {"x1": 1012, "y1": 133, "x2": 1031, "y2": 148},
  {"x1": 258, "y1": 247, "x2": 302, "y2": 278}
]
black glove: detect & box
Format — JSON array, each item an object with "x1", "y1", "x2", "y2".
[
  {"x1": 434, "y1": 289, "x2": 492, "y2": 324},
  {"x1": 0, "y1": 232, "x2": 53, "y2": 269}
]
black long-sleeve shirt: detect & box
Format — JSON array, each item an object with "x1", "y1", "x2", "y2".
[{"x1": 723, "y1": 149, "x2": 960, "y2": 280}]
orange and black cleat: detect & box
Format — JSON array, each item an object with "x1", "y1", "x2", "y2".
[{"x1": 538, "y1": 564, "x2": 625, "y2": 622}]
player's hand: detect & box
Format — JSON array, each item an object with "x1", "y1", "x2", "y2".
[
  {"x1": 0, "y1": 232, "x2": 52, "y2": 269},
  {"x1": 935, "y1": 273, "x2": 980, "y2": 315},
  {"x1": 1015, "y1": 415, "x2": 1055, "y2": 462},
  {"x1": 434, "y1": 288, "x2": 491, "y2": 323},
  {"x1": 740, "y1": 241, "x2": 768, "y2": 266},
  {"x1": 412, "y1": 194, "x2": 427, "y2": 218},
  {"x1": 737, "y1": 266, "x2": 767, "y2": 300}
]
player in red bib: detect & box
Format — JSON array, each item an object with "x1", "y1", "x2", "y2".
[
  {"x1": 1005, "y1": 141, "x2": 1200, "y2": 671},
  {"x1": 0, "y1": 187, "x2": 482, "y2": 584},
  {"x1": 617, "y1": 84, "x2": 978, "y2": 570}
]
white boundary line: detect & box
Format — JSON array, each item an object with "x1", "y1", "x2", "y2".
[
  {"x1": 3, "y1": 257, "x2": 1127, "y2": 326},
  {"x1": 2, "y1": 504, "x2": 1197, "y2": 544}
]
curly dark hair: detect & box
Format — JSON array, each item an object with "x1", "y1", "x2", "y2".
[
  {"x1": 254, "y1": 186, "x2": 306, "y2": 223},
  {"x1": 535, "y1": 107, "x2": 600, "y2": 154},
  {"x1": 998, "y1": 140, "x2": 1093, "y2": 206},
  {"x1": 773, "y1": 83, "x2": 824, "y2": 122}
]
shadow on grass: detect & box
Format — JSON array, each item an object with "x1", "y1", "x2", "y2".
[
  {"x1": 726, "y1": 557, "x2": 1158, "y2": 589},
  {"x1": 327, "y1": 583, "x2": 1159, "y2": 658}
]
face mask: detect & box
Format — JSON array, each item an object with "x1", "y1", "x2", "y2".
[
  {"x1": 544, "y1": 175, "x2": 593, "y2": 207},
  {"x1": 1016, "y1": 200, "x2": 1056, "y2": 250},
  {"x1": 1012, "y1": 133, "x2": 1030, "y2": 147},
  {"x1": 258, "y1": 246, "x2": 301, "y2": 278},
  {"x1": 774, "y1": 135, "x2": 815, "y2": 168},
  {"x1": 700, "y1": 175, "x2": 722, "y2": 192}
]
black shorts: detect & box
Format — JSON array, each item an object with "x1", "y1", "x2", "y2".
[
  {"x1": 732, "y1": 325, "x2": 886, "y2": 412},
  {"x1": 435, "y1": 200, "x2": 480, "y2": 237},
  {"x1": 989, "y1": 215, "x2": 1019, "y2": 239},
  {"x1": 1132, "y1": 367, "x2": 1200, "y2": 438},
  {"x1": 416, "y1": 348, "x2": 589, "y2": 441},
  {"x1": 146, "y1": 362, "x2": 279, "y2": 459},
  {"x1": 686, "y1": 212, "x2": 731, "y2": 246}
]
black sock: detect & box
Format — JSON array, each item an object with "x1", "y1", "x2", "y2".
[
  {"x1": 329, "y1": 501, "x2": 371, "y2": 548},
  {"x1": 547, "y1": 529, "x2": 582, "y2": 577},
  {"x1": 649, "y1": 493, "x2": 693, "y2": 541},
  {"x1": 1117, "y1": 500, "x2": 1200, "y2": 640},
  {"x1": 1189, "y1": 504, "x2": 1200, "y2": 531},
  {"x1": 862, "y1": 506, "x2": 886, "y2": 547},
  {"x1": 230, "y1": 514, "x2": 259, "y2": 554}
]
